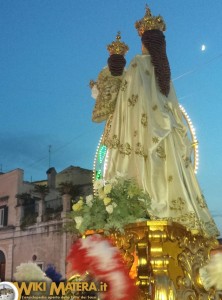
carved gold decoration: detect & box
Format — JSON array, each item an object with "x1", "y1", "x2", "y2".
[{"x1": 85, "y1": 220, "x2": 219, "y2": 300}]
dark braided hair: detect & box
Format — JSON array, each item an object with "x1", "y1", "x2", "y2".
[
  {"x1": 141, "y1": 30, "x2": 171, "y2": 97},
  {"x1": 107, "y1": 54, "x2": 126, "y2": 76}
]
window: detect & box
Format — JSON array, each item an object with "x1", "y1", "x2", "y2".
[
  {"x1": 0, "y1": 208, "x2": 4, "y2": 227},
  {"x1": 0, "y1": 206, "x2": 8, "y2": 227}
]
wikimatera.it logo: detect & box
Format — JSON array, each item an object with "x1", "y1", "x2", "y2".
[{"x1": 0, "y1": 281, "x2": 108, "y2": 300}]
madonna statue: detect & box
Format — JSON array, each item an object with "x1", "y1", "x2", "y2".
[{"x1": 92, "y1": 7, "x2": 219, "y2": 237}]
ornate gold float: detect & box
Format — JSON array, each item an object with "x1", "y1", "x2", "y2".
[{"x1": 109, "y1": 220, "x2": 219, "y2": 300}]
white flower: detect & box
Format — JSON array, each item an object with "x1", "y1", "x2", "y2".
[
  {"x1": 116, "y1": 171, "x2": 125, "y2": 178},
  {"x1": 138, "y1": 198, "x2": 145, "y2": 203},
  {"x1": 72, "y1": 200, "x2": 83, "y2": 211},
  {"x1": 93, "y1": 179, "x2": 104, "y2": 190},
  {"x1": 106, "y1": 205, "x2": 113, "y2": 214},
  {"x1": 98, "y1": 190, "x2": 106, "y2": 200},
  {"x1": 109, "y1": 177, "x2": 118, "y2": 185},
  {"x1": 74, "y1": 216, "x2": 83, "y2": 229},
  {"x1": 104, "y1": 184, "x2": 112, "y2": 195},
  {"x1": 86, "y1": 194, "x2": 94, "y2": 207},
  {"x1": 14, "y1": 262, "x2": 51, "y2": 282},
  {"x1": 112, "y1": 202, "x2": 117, "y2": 208},
  {"x1": 86, "y1": 194, "x2": 93, "y2": 201},
  {"x1": 103, "y1": 197, "x2": 112, "y2": 206}
]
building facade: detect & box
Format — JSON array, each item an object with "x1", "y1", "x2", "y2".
[{"x1": 0, "y1": 166, "x2": 92, "y2": 281}]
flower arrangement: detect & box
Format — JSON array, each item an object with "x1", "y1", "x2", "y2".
[
  {"x1": 70, "y1": 175, "x2": 151, "y2": 234},
  {"x1": 14, "y1": 262, "x2": 51, "y2": 282}
]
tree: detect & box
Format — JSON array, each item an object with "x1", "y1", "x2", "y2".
[{"x1": 34, "y1": 184, "x2": 49, "y2": 200}]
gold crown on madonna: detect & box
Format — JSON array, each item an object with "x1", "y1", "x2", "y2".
[
  {"x1": 107, "y1": 31, "x2": 129, "y2": 55},
  {"x1": 135, "y1": 5, "x2": 166, "y2": 36}
]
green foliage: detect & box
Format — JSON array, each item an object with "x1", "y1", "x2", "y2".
[
  {"x1": 16, "y1": 193, "x2": 33, "y2": 206},
  {"x1": 68, "y1": 176, "x2": 151, "y2": 235},
  {"x1": 58, "y1": 181, "x2": 79, "y2": 198},
  {"x1": 20, "y1": 213, "x2": 38, "y2": 230},
  {"x1": 34, "y1": 184, "x2": 49, "y2": 198}
]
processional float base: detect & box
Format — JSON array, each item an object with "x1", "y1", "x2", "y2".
[{"x1": 108, "y1": 220, "x2": 219, "y2": 300}]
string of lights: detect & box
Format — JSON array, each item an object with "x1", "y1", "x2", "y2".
[{"x1": 179, "y1": 104, "x2": 199, "y2": 173}]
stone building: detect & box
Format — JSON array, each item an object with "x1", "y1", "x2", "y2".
[{"x1": 0, "y1": 166, "x2": 92, "y2": 281}]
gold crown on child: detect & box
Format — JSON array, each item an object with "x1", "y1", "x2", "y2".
[
  {"x1": 135, "y1": 5, "x2": 166, "y2": 36},
  {"x1": 107, "y1": 31, "x2": 129, "y2": 55}
]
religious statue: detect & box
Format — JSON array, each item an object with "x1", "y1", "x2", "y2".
[{"x1": 91, "y1": 6, "x2": 219, "y2": 238}]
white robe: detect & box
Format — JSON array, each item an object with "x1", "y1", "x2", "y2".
[{"x1": 103, "y1": 54, "x2": 219, "y2": 237}]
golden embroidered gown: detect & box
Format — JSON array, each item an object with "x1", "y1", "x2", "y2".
[{"x1": 103, "y1": 54, "x2": 219, "y2": 237}]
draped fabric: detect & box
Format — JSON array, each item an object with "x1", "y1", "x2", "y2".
[{"x1": 103, "y1": 54, "x2": 219, "y2": 237}]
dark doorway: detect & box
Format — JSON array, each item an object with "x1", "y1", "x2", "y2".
[{"x1": 0, "y1": 250, "x2": 6, "y2": 281}]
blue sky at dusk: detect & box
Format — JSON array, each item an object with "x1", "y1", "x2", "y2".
[{"x1": 0, "y1": 1, "x2": 222, "y2": 233}]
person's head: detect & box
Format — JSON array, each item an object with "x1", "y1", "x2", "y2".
[{"x1": 141, "y1": 29, "x2": 171, "y2": 97}]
